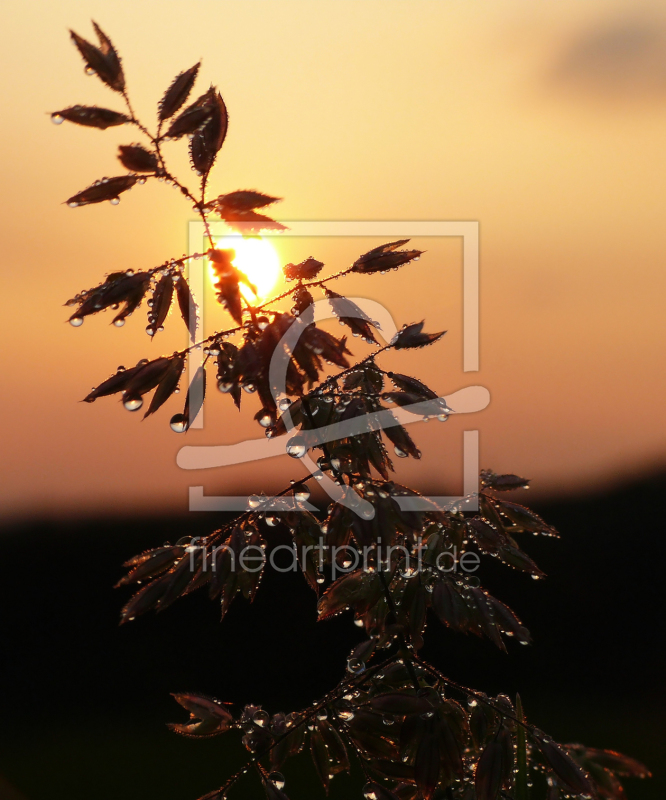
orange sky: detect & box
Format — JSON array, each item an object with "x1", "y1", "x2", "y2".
[{"x1": 1, "y1": 0, "x2": 665, "y2": 520}]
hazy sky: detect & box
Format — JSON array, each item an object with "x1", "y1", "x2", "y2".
[{"x1": 1, "y1": 0, "x2": 665, "y2": 520}]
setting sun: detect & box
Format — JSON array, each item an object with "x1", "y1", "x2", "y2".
[{"x1": 213, "y1": 235, "x2": 281, "y2": 302}]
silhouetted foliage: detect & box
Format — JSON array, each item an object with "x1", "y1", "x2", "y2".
[{"x1": 54, "y1": 22, "x2": 650, "y2": 800}]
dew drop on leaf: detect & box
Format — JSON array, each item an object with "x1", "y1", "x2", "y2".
[
  {"x1": 268, "y1": 772, "x2": 285, "y2": 790},
  {"x1": 109, "y1": 197, "x2": 120, "y2": 205},
  {"x1": 170, "y1": 413, "x2": 188, "y2": 432},
  {"x1": 278, "y1": 397, "x2": 292, "y2": 411},
  {"x1": 69, "y1": 316, "x2": 84, "y2": 327},
  {"x1": 437, "y1": 414, "x2": 450, "y2": 422},
  {"x1": 394, "y1": 446, "x2": 408, "y2": 458},
  {"x1": 294, "y1": 484, "x2": 310, "y2": 503},
  {"x1": 114, "y1": 319, "x2": 125, "y2": 328},
  {"x1": 217, "y1": 381, "x2": 234, "y2": 393},
  {"x1": 248, "y1": 495, "x2": 262, "y2": 509},
  {"x1": 51, "y1": 114, "x2": 64, "y2": 125},
  {"x1": 286, "y1": 437, "x2": 307, "y2": 458},
  {"x1": 354, "y1": 619, "x2": 364, "y2": 628},
  {"x1": 123, "y1": 395, "x2": 143, "y2": 412},
  {"x1": 265, "y1": 515, "x2": 279, "y2": 527},
  {"x1": 347, "y1": 658, "x2": 366, "y2": 675}
]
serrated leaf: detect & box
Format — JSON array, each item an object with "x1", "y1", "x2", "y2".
[
  {"x1": 70, "y1": 23, "x2": 125, "y2": 92},
  {"x1": 159, "y1": 62, "x2": 201, "y2": 121},
  {"x1": 51, "y1": 105, "x2": 130, "y2": 129},
  {"x1": 118, "y1": 144, "x2": 158, "y2": 172},
  {"x1": 144, "y1": 356, "x2": 184, "y2": 418},
  {"x1": 175, "y1": 275, "x2": 197, "y2": 340},
  {"x1": 148, "y1": 273, "x2": 175, "y2": 336},
  {"x1": 66, "y1": 175, "x2": 137, "y2": 206},
  {"x1": 392, "y1": 321, "x2": 446, "y2": 350}
]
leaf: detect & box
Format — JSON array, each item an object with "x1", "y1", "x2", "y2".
[
  {"x1": 392, "y1": 322, "x2": 446, "y2": 350},
  {"x1": 83, "y1": 363, "x2": 145, "y2": 402},
  {"x1": 144, "y1": 356, "x2": 184, "y2": 418},
  {"x1": 214, "y1": 190, "x2": 281, "y2": 212},
  {"x1": 583, "y1": 748, "x2": 650, "y2": 778},
  {"x1": 147, "y1": 273, "x2": 175, "y2": 336},
  {"x1": 481, "y1": 470, "x2": 531, "y2": 491},
  {"x1": 467, "y1": 517, "x2": 505, "y2": 553},
  {"x1": 164, "y1": 103, "x2": 213, "y2": 138},
  {"x1": 176, "y1": 365, "x2": 206, "y2": 431},
  {"x1": 498, "y1": 544, "x2": 545, "y2": 577},
  {"x1": 168, "y1": 693, "x2": 233, "y2": 737},
  {"x1": 324, "y1": 288, "x2": 379, "y2": 343},
  {"x1": 124, "y1": 357, "x2": 172, "y2": 398},
  {"x1": 474, "y1": 729, "x2": 513, "y2": 800},
  {"x1": 532, "y1": 733, "x2": 596, "y2": 797},
  {"x1": 159, "y1": 62, "x2": 201, "y2": 121},
  {"x1": 414, "y1": 724, "x2": 441, "y2": 800},
  {"x1": 386, "y1": 372, "x2": 439, "y2": 400},
  {"x1": 497, "y1": 500, "x2": 558, "y2": 536},
  {"x1": 66, "y1": 175, "x2": 138, "y2": 207},
  {"x1": 218, "y1": 208, "x2": 287, "y2": 234},
  {"x1": 175, "y1": 275, "x2": 198, "y2": 340},
  {"x1": 115, "y1": 545, "x2": 186, "y2": 587},
  {"x1": 118, "y1": 144, "x2": 158, "y2": 172},
  {"x1": 310, "y1": 720, "x2": 349, "y2": 791},
  {"x1": 70, "y1": 23, "x2": 125, "y2": 92},
  {"x1": 189, "y1": 88, "x2": 229, "y2": 175},
  {"x1": 283, "y1": 257, "x2": 324, "y2": 282},
  {"x1": 317, "y1": 570, "x2": 383, "y2": 620},
  {"x1": 352, "y1": 240, "x2": 423, "y2": 274},
  {"x1": 51, "y1": 105, "x2": 130, "y2": 129},
  {"x1": 515, "y1": 696, "x2": 529, "y2": 800}
]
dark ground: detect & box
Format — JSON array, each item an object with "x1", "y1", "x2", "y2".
[{"x1": 0, "y1": 471, "x2": 664, "y2": 800}]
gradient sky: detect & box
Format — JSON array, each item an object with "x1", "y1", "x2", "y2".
[{"x1": 1, "y1": 0, "x2": 665, "y2": 520}]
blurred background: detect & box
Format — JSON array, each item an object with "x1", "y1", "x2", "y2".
[{"x1": 0, "y1": 1, "x2": 664, "y2": 798}]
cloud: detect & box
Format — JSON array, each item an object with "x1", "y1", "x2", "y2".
[{"x1": 549, "y1": 15, "x2": 666, "y2": 100}]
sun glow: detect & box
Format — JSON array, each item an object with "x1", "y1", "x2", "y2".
[{"x1": 213, "y1": 235, "x2": 281, "y2": 302}]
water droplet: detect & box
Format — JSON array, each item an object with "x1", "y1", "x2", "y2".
[
  {"x1": 113, "y1": 318, "x2": 125, "y2": 328},
  {"x1": 67, "y1": 202, "x2": 79, "y2": 208},
  {"x1": 138, "y1": 177, "x2": 146, "y2": 185},
  {"x1": 145, "y1": 326, "x2": 155, "y2": 336},
  {"x1": 253, "y1": 709, "x2": 269, "y2": 727},
  {"x1": 109, "y1": 197, "x2": 120, "y2": 206},
  {"x1": 315, "y1": 572, "x2": 326, "y2": 585},
  {"x1": 294, "y1": 484, "x2": 311, "y2": 503},
  {"x1": 278, "y1": 397, "x2": 292, "y2": 411},
  {"x1": 420, "y1": 711, "x2": 434, "y2": 719},
  {"x1": 242, "y1": 382, "x2": 257, "y2": 394},
  {"x1": 286, "y1": 436, "x2": 307, "y2": 459},
  {"x1": 531, "y1": 574, "x2": 540, "y2": 581},
  {"x1": 123, "y1": 395, "x2": 143, "y2": 412},
  {"x1": 265, "y1": 515, "x2": 279, "y2": 527},
  {"x1": 51, "y1": 114, "x2": 64, "y2": 125},
  {"x1": 437, "y1": 414, "x2": 450, "y2": 422},
  {"x1": 467, "y1": 697, "x2": 478, "y2": 708},
  {"x1": 338, "y1": 709, "x2": 355, "y2": 721},
  {"x1": 257, "y1": 315, "x2": 269, "y2": 331},
  {"x1": 354, "y1": 619, "x2": 364, "y2": 628},
  {"x1": 69, "y1": 316, "x2": 84, "y2": 327},
  {"x1": 248, "y1": 495, "x2": 262, "y2": 509},
  {"x1": 217, "y1": 381, "x2": 233, "y2": 393},
  {"x1": 347, "y1": 658, "x2": 366, "y2": 675},
  {"x1": 268, "y1": 772, "x2": 285, "y2": 790},
  {"x1": 382, "y1": 716, "x2": 395, "y2": 726},
  {"x1": 363, "y1": 784, "x2": 379, "y2": 800},
  {"x1": 394, "y1": 446, "x2": 407, "y2": 458},
  {"x1": 84, "y1": 65, "x2": 95, "y2": 76},
  {"x1": 170, "y1": 413, "x2": 188, "y2": 432},
  {"x1": 258, "y1": 412, "x2": 273, "y2": 428}
]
